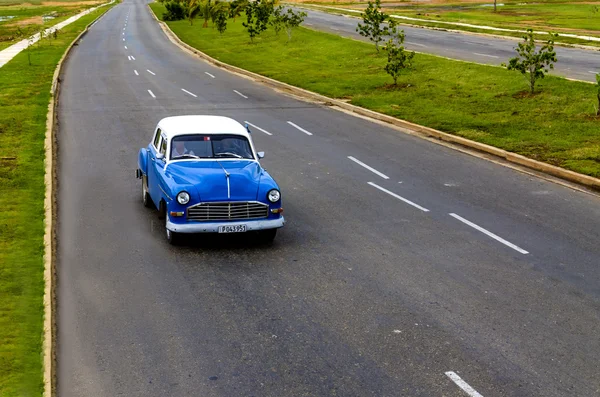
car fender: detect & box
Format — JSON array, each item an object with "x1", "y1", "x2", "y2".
[{"x1": 138, "y1": 148, "x2": 148, "y2": 175}]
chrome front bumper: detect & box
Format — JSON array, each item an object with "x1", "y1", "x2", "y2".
[{"x1": 166, "y1": 216, "x2": 285, "y2": 233}]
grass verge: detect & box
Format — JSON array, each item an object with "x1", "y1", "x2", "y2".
[
  {"x1": 0, "y1": 3, "x2": 114, "y2": 395},
  {"x1": 150, "y1": 3, "x2": 600, "y2": 177},
  {"x1": 0, "y1": 0, "x2": 106, "y2": 50}
]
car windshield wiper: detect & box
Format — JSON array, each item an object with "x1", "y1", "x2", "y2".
[
  {"x1": 171, "y1": 154, "x2": 200, "y2": 160},
  {"x1": 214, "y1": 152, "x2": 243, "y2": 159}
]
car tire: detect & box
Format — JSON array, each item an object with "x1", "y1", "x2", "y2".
[
  {"x1": 258, "y1": 228, "x2": 277, "y2": 244},
  {"x1": 142, "y1": 176, "x2": 153, "y2": 208},
  {"x1": 165, "y1": 215, "x2": 181, "y2": 245}
]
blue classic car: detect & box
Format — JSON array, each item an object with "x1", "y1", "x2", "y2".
[{"x1": 136, "y1": 115, "x2": 285, "y2": 244}]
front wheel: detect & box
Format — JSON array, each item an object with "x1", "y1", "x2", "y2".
[
  {"x1": 142, "y1": 175, "x2": 152, "y2": 208},
  {"x1": 257, "y1": 228, "x2": 277, "y2": 244},
  {"x1": 165, "y1": 215, "x2": 181, "y2": 245}
]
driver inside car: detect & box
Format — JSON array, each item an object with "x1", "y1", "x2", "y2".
[{"x1": 172, "y1": 140, "x2": 195, "y2": 158}]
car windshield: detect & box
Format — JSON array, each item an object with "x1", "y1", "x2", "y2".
[{"x1": 170, "y1": 134, "x2": 254, "y2": 160}]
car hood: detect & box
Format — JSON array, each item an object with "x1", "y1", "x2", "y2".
[{"x1": 167, "y1": 160, "x2": 262, "y2": 202}]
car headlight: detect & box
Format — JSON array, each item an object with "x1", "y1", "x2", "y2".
[
  {"x1": 267, "y1": 189, "x2": 281, "y2": 203},
  {"x1": 177, "y1": 191, "x2": 190, "y2": 205}
]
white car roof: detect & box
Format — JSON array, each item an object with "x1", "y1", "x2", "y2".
[{"x1": 157, "y1": 115, "x2": 250, "y2": 139}]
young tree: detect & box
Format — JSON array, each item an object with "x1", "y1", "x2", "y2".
[
  {"x1": 383, "y1": 29, "x2": 414, "y2": 85},
  {"x1": 200, "y1": 0, "x2": 213, "y2": 27},
  {"x1": 215, "y1": 8, "x2": 228, "y2": 34},
  {"x1": 187, "y1": 0, "x2": 202, "y2": 25},
  {"x1": 356, "y1": 0, "x2": 395, "y2": 52},
  {"x1": 242, "y1": 0, "x2": 272, "y2": 42},
  {"x1": 210, "y1": 0, "x2": 229, "y2": 27},
  {"x1": 503, "y1": 29, "x2": 558, "y2": 94},
  {"x1": 270, "y1": 5, "x2": 285, "y2": 36},
  {"x1": 228, "y1": 0, "x2": 246, "y2": 22},
  {"x1": 282, "y1": 8, "x2": 306, "y2": 42}
]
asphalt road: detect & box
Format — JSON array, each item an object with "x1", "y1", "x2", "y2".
[
  {"x1": 298, "y1": 7, "x2": 600, "y2": 83},
  {"x1": 57, "y1": 1, "x2": 600, "y2": 396}
]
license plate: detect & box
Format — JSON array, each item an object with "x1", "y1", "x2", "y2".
[{"x1": 218, "y1": 224, "x2": 247, "y2": 233}]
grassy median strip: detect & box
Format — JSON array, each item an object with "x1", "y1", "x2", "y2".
[
  {"x1": 151, "y1": 2, "x2": 600, "y2": 177},
  {"x1": 0, "y1": 4, "x2": 113, "y2": 395}
]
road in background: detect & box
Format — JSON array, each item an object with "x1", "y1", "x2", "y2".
[
  {"x1": 57, "y1": 1, "x2": 600, "y2": 396},
  {"x1": 298, "y1": 7, "x2": 600, "y2": 82}
]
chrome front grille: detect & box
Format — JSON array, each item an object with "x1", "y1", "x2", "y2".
[{"x1": 187, "y1": 201, "x2": 269, "y2": 221}]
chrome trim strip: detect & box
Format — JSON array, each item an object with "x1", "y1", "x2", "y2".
[
  {"x1": 159, "y1": 184, "x2": 172, "y2": 201},
  {"x1": 187, "y1": 201, "x2": 268, "y2": 209}
]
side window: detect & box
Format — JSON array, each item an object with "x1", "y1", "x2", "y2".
[
  {"x1": 160, "y1": 137, "x2": 167, "y2": 157},
  {"x1": 153, "y1": 128, "x2": 162, "y2": 149}
]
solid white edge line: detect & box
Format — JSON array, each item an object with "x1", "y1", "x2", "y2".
[
  {"x1": 134, "y1": 69, "x2": 139, "y2": 75},
  {"x1": 368, "y1": 182, "x2": 429, "y2": 212},
  {"x1": 348, "y1": 156, "x2": 389, "y2": 179},
  {"x1": 473, "y1": 52, "x2": 499, "y2": 58},
  {"x1": 287, "y1": 121, "x2": 313, "y2": 136},
  {"x1": 146, "y1": 69, "x2": 155, "y2": 75},
  {"x1": 445, "y1": 372, "x2": 484, "y2": 397},
  {"x1": 449, "y1": 213, "x2": 529, "y2": 254},
  {"x1": 147, "y1": 89, "x2": 156, "y2": 98},
  {"x1": 233, "y1": 89, "x2": 248, "y2": 99},
  {"x1": 181, "y1": 88, "x2": 197, "y2": 97},
  {"x1": 589, "y1": 71, "x2": 598, "y2": 74},
  {"x1": 244, "y1": 121, "x2": 273, "y2": 136},
  {"x1": 205, "y1": 72, "x2": 215, "y2": 78}
]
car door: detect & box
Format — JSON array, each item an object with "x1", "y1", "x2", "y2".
[{"x1": 148, "y1": 131, "x2": 166, "y2": 205}]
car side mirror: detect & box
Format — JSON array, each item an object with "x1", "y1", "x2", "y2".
[
  {"x1": 156, "y1": 153, "x2": 165, "y2": 161},
  {"x1": 245, "y1": 123, "x2": 251, "y2": 133},
  {"x1": 257, "y1": 151, "x2": 265, "y2": 159}
]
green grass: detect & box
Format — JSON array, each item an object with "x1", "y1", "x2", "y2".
[
  {"x1": 0, "y1": 4, "x2": 114, "y2": 395},
  {"x1": 0, "y1": 0, "x2": 105, "y2": 50},
  {"x1": 298, "y1": 2, "x2": 600, "y2": 47},
  {"x1": 150, "y1": 2, "x2": 600, "y2": 177}
]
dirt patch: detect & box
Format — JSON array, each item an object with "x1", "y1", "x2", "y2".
[
  {"x1": 6, "y1": 15, "x2": 43, "y2": 26},
  {"x1": 41, "y1": 0, "x2": 103, "y2": 6},
  {"x1": 512, "y1": 90, "x2": 541, "y2": 99}
]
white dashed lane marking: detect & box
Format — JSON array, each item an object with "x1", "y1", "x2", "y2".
[
  {"x1": 181, "y1": 88, "x2": 197, "y2": 97},
  {"x1": 287, "y1": 121, "x2": 313, "y2": 136},
  {"x1": 445, "y1": 372, "x2": 484, "y2": 397},
  {"x1": 134, "y1": 69, "x2": 139, "y2": 76},
  {"x1": 233, "y1": 90, "x2": 248, "y2": 99},
  {"x1": 146, "y1": 69, "x2": 155, "y2": 75},
  {"x1": 244, "y1": 121, "x2": 272, "y2": 136},
  {"x1": 449, "y1": 213, "x2": 529, "y2": 254},
  {"x1": 147, "y1": 90, "x2": 156, "y2": 98},
  {"x1": 347, "y1": 156, "x2": 389, "y2": 179},
  {"x1": 205, "y1": 72, "x2": 215, "y2": 78},
  {"x1": 368, "y1": 182, "x2": 430, "y2": 212}
]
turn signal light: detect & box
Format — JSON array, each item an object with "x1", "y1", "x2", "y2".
[
  {"x1": 270, "y1": 208, "x2": 283, "y2": 214},
  {"x1": 170, "y1": 211, "x2": 185, "y2": 217}
]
